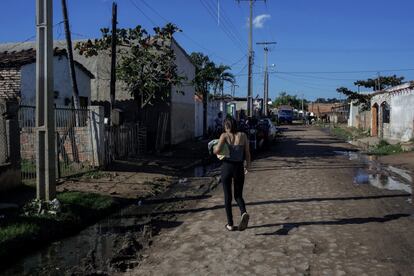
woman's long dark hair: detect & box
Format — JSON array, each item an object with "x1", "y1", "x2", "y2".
[{"x1": 224, "y1": 117, "x2": 237, "y2": 134}]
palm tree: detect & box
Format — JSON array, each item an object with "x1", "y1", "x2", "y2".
[
  {"x1": 190, "y1": 52, "x2": 217, "y2": 136},
  {"x1": 213, "y1": 65, "x2": 235, "y2": 96}
]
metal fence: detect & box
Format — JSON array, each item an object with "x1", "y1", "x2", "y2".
[
  {"x1": 19, "y1": 105, "x2": 148, "y2": 183},
  {"x1": 19, "y1": 105, "x2": 36, "y2": 183},
  {"x1": 19, "y1": 105, "x2": 94, "y2": 184},
  {"x1": 104, "y1": 123, "x2": 147, "y2": 163},
  {"x1": 55, "y1": 106, "x2": 92, "y2": 178},
  {"x1": 0, "y1": 102, "x2": 8, "y2": 164}
]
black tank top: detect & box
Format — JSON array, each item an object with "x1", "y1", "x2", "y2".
[{"x1": 224, "y1": 133, "x2": 245, "y2": 162}]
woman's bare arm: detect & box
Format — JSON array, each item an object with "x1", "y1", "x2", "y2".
[
  {"x1": 213, "y1": 133, "x2": 226, "y2": 155},
  {"x1": 244, "y1": 133, "x2": 251, "y2": 169}
]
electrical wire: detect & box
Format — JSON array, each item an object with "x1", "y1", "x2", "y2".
[
  {"x1": 202, "y1": 0, "x2": 246, "y2": 49},
  {"x1": 4, "y1": 21, "x2": 65, "y2": 52},
  {"x1": 137, "y1": 0, "x2": 237, "y2": 65},
  {"x1": 199, "y1": 0, "x2": 246, "y2": 54}
]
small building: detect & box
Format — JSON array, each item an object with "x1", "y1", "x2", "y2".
[
  {"x1": 308, "y1": 102, "x2": 345, "y2": 121},
  {"x1": 228, "y1": 96, "x2": 264, "y2": 118},
  {"x1": 329, "y1": 104, "x2": 349, "y2": 124},
  {"x1": 348, "y1": 99, "x2": 371, "y2": 131},
  {"x1": 0, "y1": 48, "x2": 93, "y2": 106},
  {"x1": 0, "y1": 38, "x2": 196, "y2": 149},
  {"x1": 370, "y1": 82, "x2": 414, "y2": 142}
]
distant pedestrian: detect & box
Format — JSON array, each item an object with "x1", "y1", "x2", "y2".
[{"x1": 213, "y1": 117, "x2": 251, "y2": 231}]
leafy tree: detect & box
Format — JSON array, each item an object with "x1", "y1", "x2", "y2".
[
  {"x1": 75, "y1": 23, "x2": 185, "y2": 108},
  {"x1": 190, "y1": 52, "x2": 217, "y2": 135},
  {"x1": 212, "y1": 64, "x2": 235, "y2": 95},
  {"x1": 315, "y1": 97, "x2": 342, "y2": 103},
  {"x1": 272, "y1": 92, "x2": 307, "y2": 110},
  {"x1": 354, "y1": 74, "x2": 404, "y2": 91},
  {"x1": 190, "y1": 53, "x2": 235, "y2": 135},
  {"x1": 336, "y1": 87, "x2": 371, "y2": 110}
]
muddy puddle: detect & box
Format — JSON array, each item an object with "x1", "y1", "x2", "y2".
[
  {"x1": 335, "y1": 151, "x2": 413, "y2": 203},
  {"x1": 2, "y1": 165, "x2": 220, "y2": 275}
]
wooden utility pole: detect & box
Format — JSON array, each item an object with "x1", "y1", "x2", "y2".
[
  {"x1": 36, "y1": 0, "x2": 56, "y2": 200},
  {"x1": 110, "y1": 2, "x2": 117, "y2": 125},
  {"x1": 256, "y1": 41, "x2": 276, "y2": 117},
  {"x1": 237, "y1": 0, "x2": 266, "y2": 117},
  {"x1": 61, "y1": 0, "x2": 81, "y2": 127}
]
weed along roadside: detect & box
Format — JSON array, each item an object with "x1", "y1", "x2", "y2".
[
  {"x1": 320, "y1": 123, "x2": 411, "y2": 156},
  {"x1": 1, "y1": 167, "x2": 220, "y2": 275},
  {"x1": 1, "y1": 134, "x2": 216, "y2": 273},
  {"x1": 0, "y1": 191, "x2": 119, "y2": 270}
]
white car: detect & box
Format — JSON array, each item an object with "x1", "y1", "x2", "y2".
[{"x1": 260, "y1": 118, "x2": 278, "y2": 141}]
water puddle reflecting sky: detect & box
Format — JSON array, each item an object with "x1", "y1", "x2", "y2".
[{"x1": 334, "y1": 151, "x2": 413, "y2": 199}]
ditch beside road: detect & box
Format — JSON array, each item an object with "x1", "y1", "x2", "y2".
[{"x1": 0, "y1": 138, "x2": 218, "y2": 275}]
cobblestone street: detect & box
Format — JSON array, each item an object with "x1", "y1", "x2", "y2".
[{"x1": 125, "y1": 125, "x2": 414, "y2": 276}]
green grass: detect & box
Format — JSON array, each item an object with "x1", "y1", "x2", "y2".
[
  {"x1": 21, "y1": 159, "x2": 36, "y2": 174},
  {"x1": 326, "y1": 125, "x2": 370, "y2": 141},
  {"x1": 0, "y1": 191, "x2": 118, "y2": 268},
  {"x1": 331, "y1": 126, "x2": 353, "y2": 141},
  {"x1": 368, "y1": 140, "x2": 403, "y2": 156},
  {"x1": 58, "y1": 191, "x2": 114, "y2": 211},
  {"x1": 0, "y1": 223, "x2": 40, "y2": 244}
]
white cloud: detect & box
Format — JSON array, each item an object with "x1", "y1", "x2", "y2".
[{"x1": 252, "y1": 14, "x2": 271, "y2": 29}]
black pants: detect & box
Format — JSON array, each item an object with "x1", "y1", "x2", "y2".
[{"x1": 221, "y1": 161, "x2": 247, "y2": 226}]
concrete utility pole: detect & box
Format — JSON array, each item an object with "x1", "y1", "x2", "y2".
[
  {"x1": 36, "y1": 0, "x2": 56, "y2": 200},
  {"x1": 110, "y1": 2, "x2": 117, "y2": 125},
  {"x1": 256, "y1": 41, "x2": 276, "y2": 117},
  {"x1": 231, "y1": 84, "x2": 239, "y2": 98},
  {"x1": 61, "y1": 0, "x2": 81, "y2": 125},
  {"x1": 376, "y1": 72, "x2": 381, "y2": 91},
  {"x1": 237, "y1": 0, "x2": 266, "y2": 117},
  {"x1": 301, "y1": 93, "x2": 304, "y2": 114}
]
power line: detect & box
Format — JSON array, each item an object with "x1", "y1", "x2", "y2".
[
  {"x1": 137, "y1": 0, "x2": 238, "y2": 65},
  {"x1": 4, "y1": 21, "x2": 65, "y2": 52},
  {"x1": 199, "y1": 0, "x2": 246, "y2": 54},
  {"x1": 278, "y1": 72, "x2": 358, "y2": 81},
  {"x1": 231, "y1": 54, "x2": 248, "y2": 66},
  {"x1": 273, "y1": 74, "x2": 339, "y2": 91},
  {"x1": 202, "y1": 0, "x2": 246, "y2": 48},
  {"x1": 129, "y1": 0, "x2": 158, "y2": 26},
  {"x1": 234, "y1": 68, "x2": 414, "y2": 76}
]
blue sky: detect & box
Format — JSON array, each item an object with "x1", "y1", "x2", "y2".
[{"x1": 1, "y1": 0, "x2": 414, "y2": 101}]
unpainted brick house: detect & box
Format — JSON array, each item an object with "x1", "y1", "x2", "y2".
[{"x1": 0, "y1": 48, "x2": 94, "y2": 106}]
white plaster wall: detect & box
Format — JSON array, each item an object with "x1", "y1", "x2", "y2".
[
  {"x1": 170, "y1": 39, "x2": 195, "y2": 144},
  {"x1": 20, "y1": 55, "x2": 91, "y2": 106},
  {"x1": 372, "y1": 89, "x2": 414, "y2": 142},
  {"x1": 348, "y1": 101, "x2": 359, "y2": 127},
  {"x1": 207, "y1": 100, "x2": 222, "y2": 131},
  {"x1": 194, "y1": 99, "x2": 203, "y2": 137},
  {"x1": 390, "y1": 92, "x2": 414, "y2": 141}
]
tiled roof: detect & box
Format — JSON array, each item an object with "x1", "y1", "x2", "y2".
[
  {"x1": 0, "y1": 47, "x2": 94, "y2": 78},
  {"x1": 0, "y1": 48, "x2": 66, "y2": 68}
]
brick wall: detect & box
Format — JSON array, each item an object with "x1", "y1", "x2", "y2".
[
  {"x1": 20, "y1": 126, "x2": 93, "y2": 164},
  {"x1": 0, "y1": 68, "x2": 21, "y2": 99}
]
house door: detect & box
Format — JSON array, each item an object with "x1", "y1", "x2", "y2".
[{"x1": 371, "y1": 104, "x2": 379, "y2": 136}]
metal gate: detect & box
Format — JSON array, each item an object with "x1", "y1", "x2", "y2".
[
  {"x1": 104, "y1": 123, "x2": 147, "y2": 163},
  {"x1": 19, "y1": 105, "x2": 95, "y2": 183},
  {"x1": 0, "y1": 102, "x2": 8, "y2": 165}
]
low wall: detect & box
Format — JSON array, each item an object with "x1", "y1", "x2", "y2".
[
  {"x1": 0, "y1": 99, "x2": 20, "y2": 192},
  {"x1": 20, "y1": 126, "x2": 93, "y2": 164},
  {"x1": 0, "y1": 164, "x2": 21, "y2": 192}
]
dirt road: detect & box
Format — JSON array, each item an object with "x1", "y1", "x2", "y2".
[{"x1": 124, "y1": 125, "x2": 414, "y2": 276}]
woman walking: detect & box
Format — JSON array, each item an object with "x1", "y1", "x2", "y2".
[{"x1": 213, "y1": 117, "x2": 251, "y2": 231}]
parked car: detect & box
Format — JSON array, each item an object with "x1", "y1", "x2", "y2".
[
  {"x1": 278, "y1": 109, "x2": 293, "y2": 124},
  {"x1": 259, "y1": 118, "x2": 277, "y2": 141}
]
